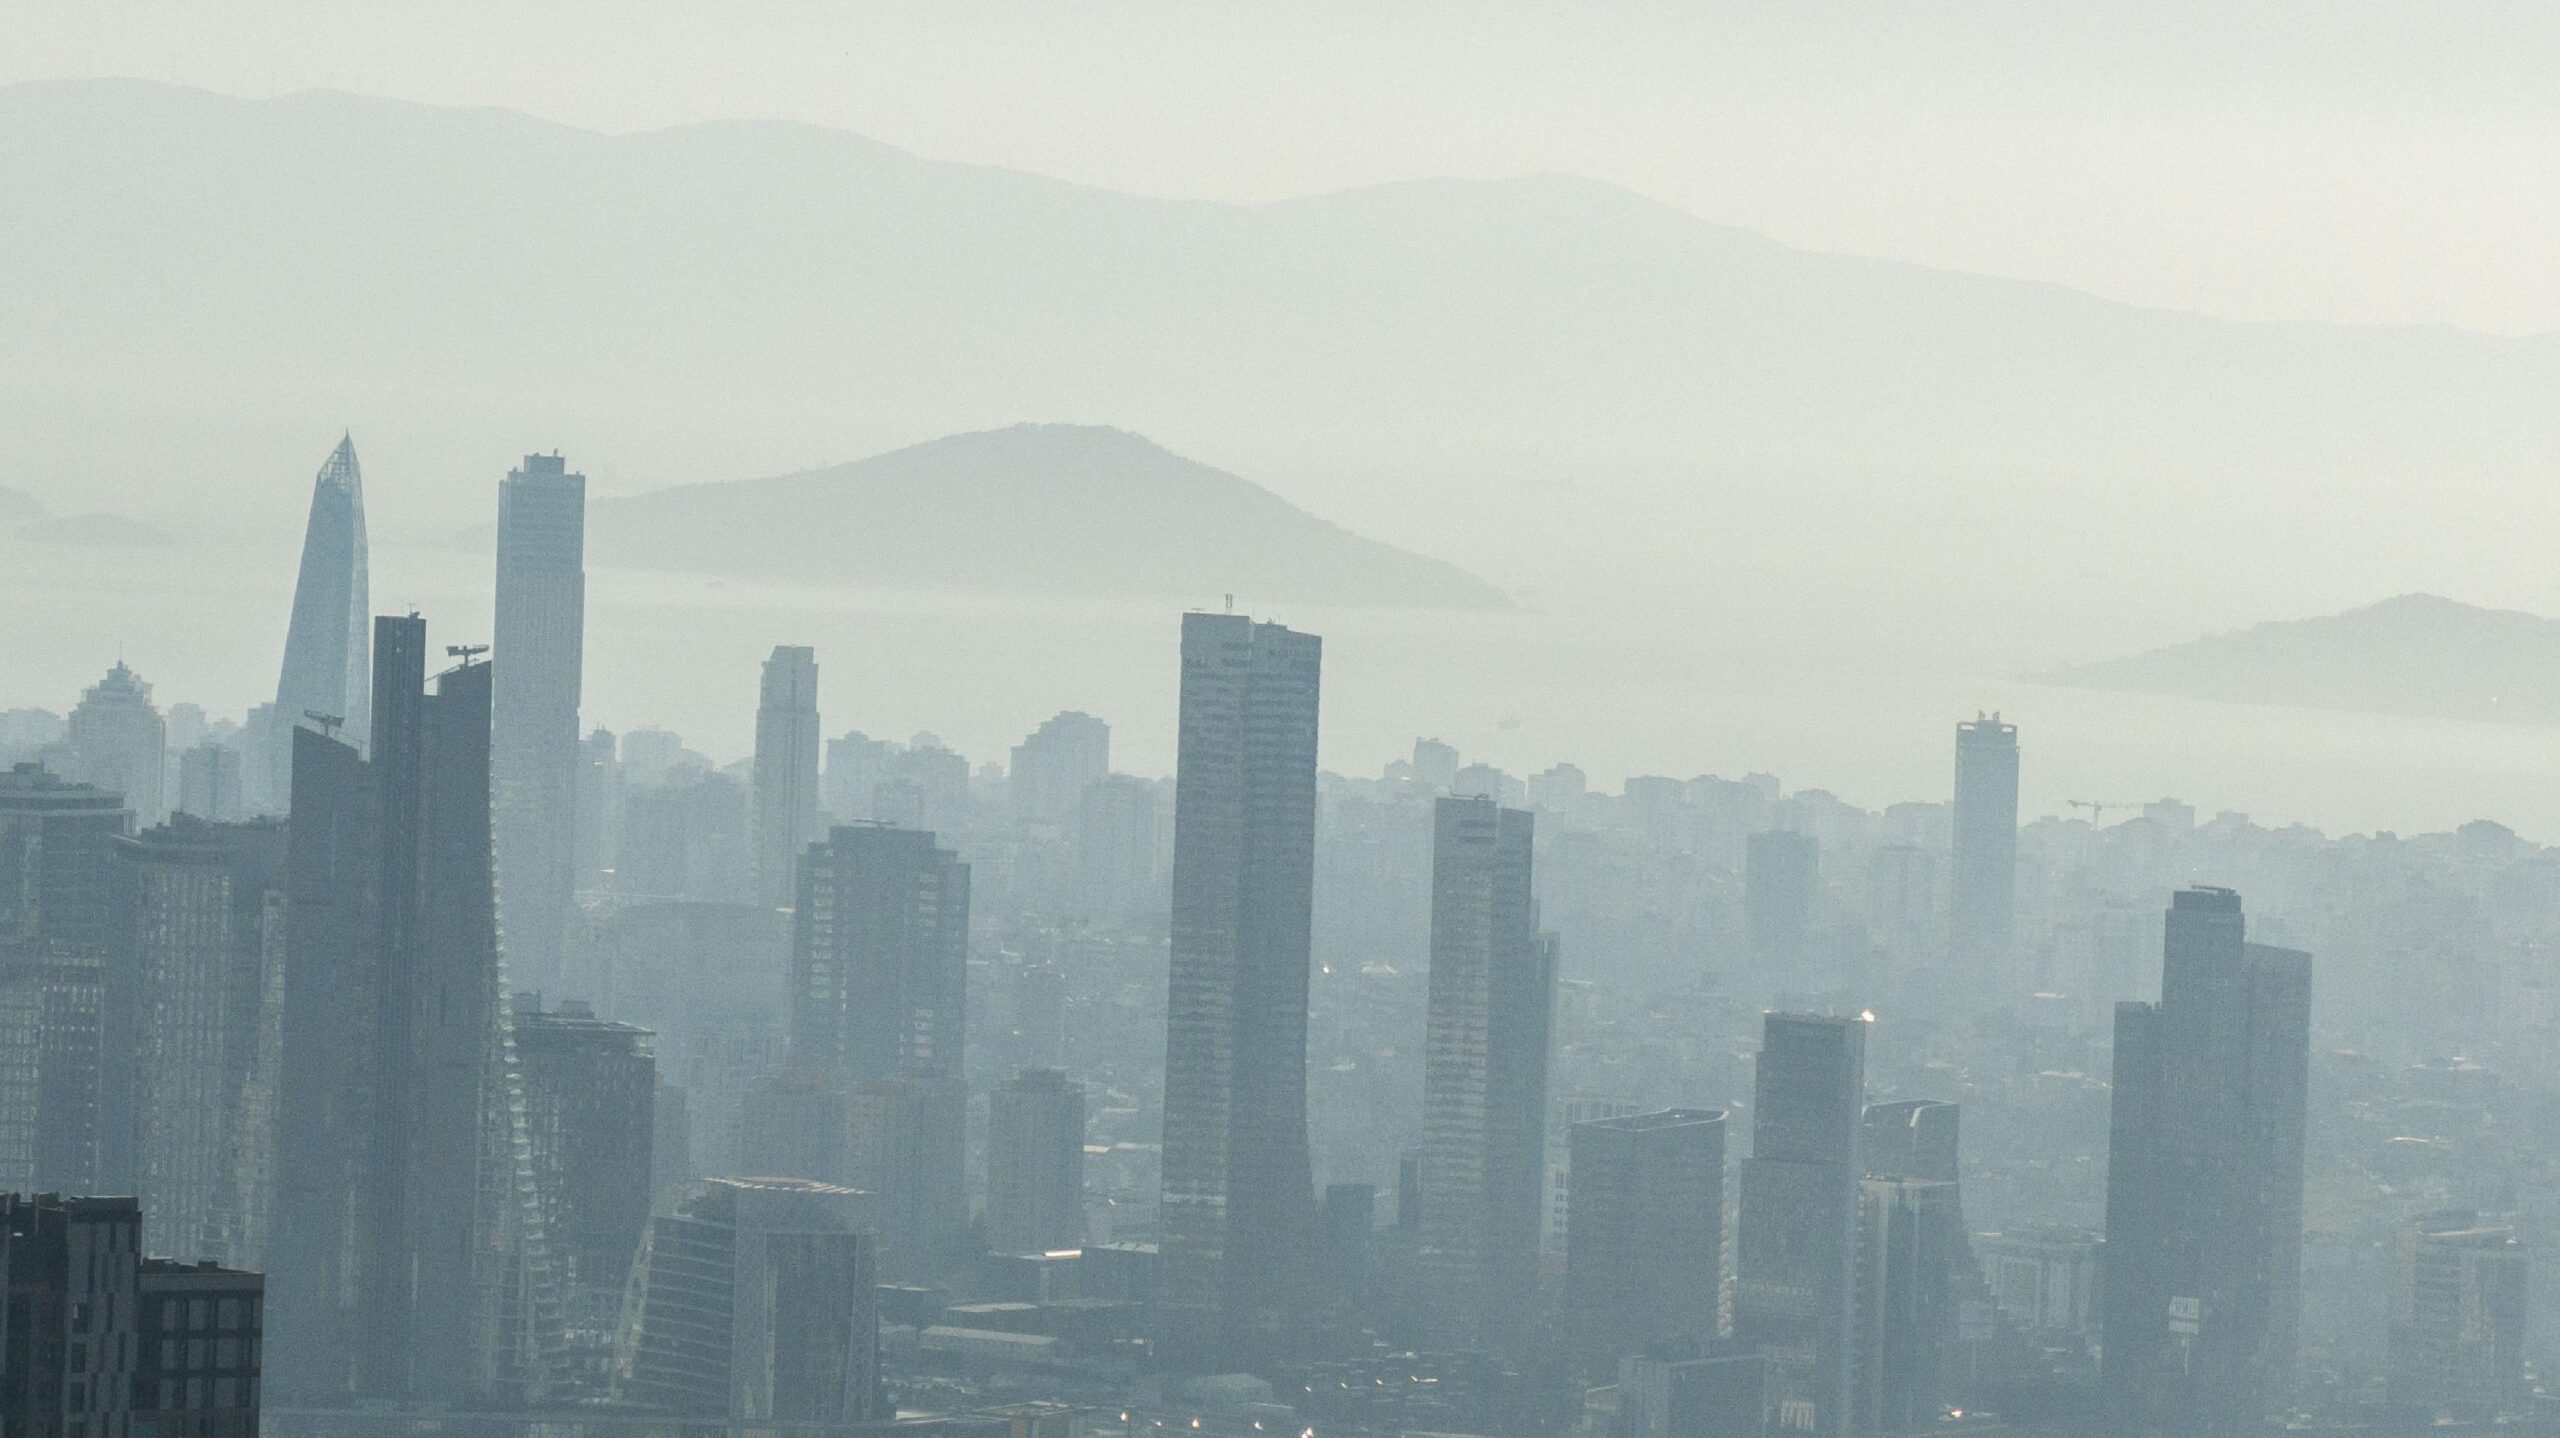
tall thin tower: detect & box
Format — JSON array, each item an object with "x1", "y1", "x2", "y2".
[
  {"x1": 268, "y1": 435, "x2": 370, "y2": 807},
  {"x1": 751, "y1": 646, "x2": 822, "y2": 909},
  {"x1": 492, "y1": 453, "x2": 587, "y2": 991},
  {"x1": 1949, "y1": 715, "x2": 2019, "y2": 996},
  {"x1": 1419, "y1": 794, "x2": 1552, "y2": 1354},
  {"x1": 1156, "y1": 611, "x2": 1322, "y2": 1370}
]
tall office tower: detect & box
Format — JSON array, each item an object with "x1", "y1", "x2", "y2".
[
  {"x1": 989, "y1": 1068, "x2": 1087, "y2": 1255},
  {"x1": 264, "y1": 435, "x2": 371, "y2": 812},
  {"x1": 113, "y1": 816, "x2": 288, "y2": 1266},
  {"x1": 1620, "y1": 1351, "x2": 1772, "y2": 1438},
  {"x1": 137, "y1": 1254, "x2": 268, "y2": 1438},
  {"x1": 2101, "y1": 887, "x2": 2310, "y2": 1437},
  {"x1": 1735, "y1": 1013, "x2": 1867, "y2": 1438},
  {"x1": 573, "y1": 727, "x2": 621, "y2": 890},
  {"x1": 751, "y1": 646, "x2": 823, "y2": 909},
  {"x1": 1156, "y1": 612, "x2": 1323, "y2": 1369},
  {"x1": 846, "y1": 1075, "x2": 969, "y2": 1282},
  {"x1": 66, "y1": 661, "x2": 167, "y2": 825},
  {"x1": 2386, "y1": 1210, "x2": 2528, "y2": 1420},
  {"x1": 1076, "y1": 774, "x2": 1159, "y2": 916},
  {"x1": 1563, "y1": 1109, "x2": 1727, "y2": 1371},
  {"x1": 1011, "y1": 711, "x2": 1111, "y2": 828},
  {"x1": 1419, "y1": 795, "x2": 1553, "y2": 1353},
  {"x1": 789, "y1": 824, "x2": 970, "y2": 1089},
  {"x1": 1854, "y1": 1101, "x2": 1968, "y2": 1437},
  {"x1": 176, "y1": 741, "x2": 243, "y2": 821},
  {"x1": 493, "y1": 452, "x2": 587, "y2": 992},
  {"x1": 515, "y1": 997, "x2": 657, "y2": 1314},
  {"x1": 822, "y1": 731, "x2": 895, "y2": 822},
  {"x1": 1948, "y1": 716, "x2": 2018, "y2": 997},
  {"x1": 1744, "y1": 829, "x2": 1819, "y2": 981},
  {"x1": 270, "y1": 616, "x2": 566, "y2": 1406},
  {"x1": 0, "y1": 762, "x2": 130, "y2": 947},
  {"x1": 0, "y1": 942, "x2": 108, "y2": 1193},
  {"x1": 616, "y1": 1178, "x2": 883, "y2": 1426}
]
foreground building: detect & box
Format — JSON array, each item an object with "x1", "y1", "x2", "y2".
[
  {"x1": 1564, "y1": 1109, "x2": 1728, "y2": 1371},
  {"x1": 1156, "y1": 612, "x2": 1323, "y2": 1370},
  {"x1": 2101, "y1": 887, "x2": 2310, "y2": 1436},
  {"x1": 1734, "y1": 1013, "x2": 1867, "y2": 1438}
]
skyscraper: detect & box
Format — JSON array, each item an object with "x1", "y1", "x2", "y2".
[
  {"x1": 492, "y1": 452, "x2": 587, "y2": 992},
  {"x1": 0, "y1": 762, "x2": 130, "y2": 949},
  {"x1": 113, "y1": 815, "x2": 287, "y2": 1267},
  {"x1": 788, "y1": 824, "x2": 970, "y2": 1090},
  {"x1": 615, "y1": 1177, "x2": 882, "y2": 1426},
  {"x1": 1735, "y1": 1012, "x2": 1867, "y2": 1438},
  {"x1": 270, "y1": 615, "x2": 565, "y2": 1406},
  {"x1": 751, "y1": 645, "x2": 823, "y2": 909},
  {"x1": 1011, "y1": 710, "x2": 1110, "y2": 828},
  {"x1": 1854, "y1": 1101, "x2": 1967, "y2": 1438},
  {"x1": 514, "y1": 997, "x2": 657, "y2": 1315},
  {"x1": 1419, "y1": 794, "x2": 1553, "y2": 1354},
  {"x1": 1949, "y1": 716, "x2": 2018, "y2": 997},
  {"x1": 2101, "y1": 887, "x2": 2311, "y2": 1437},
  {"x1": 264, "y1": 435, "x2": 370, "y2": 812},
  {"x1": 1563, "y1": 1109, "x2": 1727, "y2": 1371},
  {"x1": 66, "y1": 661, "x2": 166, "y2": 826},
  {"x1": 989, "y1": 1067, "x2": 1087, "y2": 1255},
  {"x1": 1156, "y1": 611, "x2": 1322, "y2": 1370}
]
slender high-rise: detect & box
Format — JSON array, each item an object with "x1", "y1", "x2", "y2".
[
  {"x1": 265, "y1": 435, "x2": 370, "y2": 811},
  {"x1": 67, "y1": 662, "x2": 167, "y2": 826},
  {"x1": 1854, "y1": 1100, "x2": 1968, "y2": 1437},
  {"x1": 1949, "y1": 715, "x2": 2019, "y2": 996},
  {"x1": 2101, "y1": 887, "x2": 2310, "y2": 1437},
  {"x1": 493, "y1": 453, "x2": 587, "y2": 991},
  {"x1": 1156, "y1": 611, "x2": 1322, "y2": 1369},
  {"x1": 751, "y1": 646, "x2": 823, "y2": 909},
  {"x1": 1735, "y1": 1012, "x2": 1867, "y2": 1438},
  {"x1": 270, "y1": 615, "x2": 565, "y2": 1406},
  {"x1": 1419, "y1": 794, "x2": 1552, "y2": 1354}
]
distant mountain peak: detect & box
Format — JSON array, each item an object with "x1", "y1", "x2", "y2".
[
  {"x1": 585, "y1": 423, "x2": 1507, "y2": 610},
  {"x1": 2034, "y1": 595, "x2": 2560, "y2": 725}
]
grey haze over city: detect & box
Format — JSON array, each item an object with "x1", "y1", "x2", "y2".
[{"x1": 3, "y1": 6, "x2": 2559, "y2": 1438}]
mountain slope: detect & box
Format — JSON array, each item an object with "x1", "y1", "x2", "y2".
[
  {"x1": 584, "y1": 423, "x2": 1507, "y2": 608},
  {"x1": 2032, "y1": 594, "x2": 2560, "y2": 724},
  {"x1": 5, "y1": 80, "x2": 2560, "y2": 641}
]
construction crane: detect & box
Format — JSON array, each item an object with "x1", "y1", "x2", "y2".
[
  {"x1": 447, "y1": 643, "x2": 489, "y2": 666},
  {"x1": 2066, "y1": 798, "x2": 2144, "y2": 826}
]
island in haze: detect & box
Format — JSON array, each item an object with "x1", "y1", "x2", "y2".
[
  {"x1": 2032, "y1": 593, "x2": 2560, "y2": 726},
  {"x1": 574, "y1": 423, "x2": 1509, "y2": 610}
]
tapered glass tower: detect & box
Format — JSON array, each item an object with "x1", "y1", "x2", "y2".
[{"x1": 267, "y1": 436, "x2": 370, "y2": 808}]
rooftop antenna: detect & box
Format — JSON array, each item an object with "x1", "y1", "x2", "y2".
[
  {"x1": 447, "y1": 643, "x2": 489, "y2": 666},
  {"x1": 303, "y1": 710, "x2": 345, "y2": 740}
]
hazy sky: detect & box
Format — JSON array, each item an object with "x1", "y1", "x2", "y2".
[{"x1": 6, "y1": 1, "x2": 2558, "y2": 333}]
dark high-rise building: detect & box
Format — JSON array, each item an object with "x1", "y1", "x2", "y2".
[
  {"x1": 989, "y1": 1068, "x2": 1086, "y2": 1255},
  {"x1": 270, "y1": 616, "x2": 565, "y2": 1406},
  {"x1": 1744, "y1": 829, "x2": 1819, "y2": 982},
  {"x1": 1620, "y1": 1350, "x2": 1771, "y2": 1438},
  {"x1": 616, "y1": 1177, "x2": 882, "y2": 1426},
  {"x1": 67, "y1": 661, "x2": 168, "y2": 827},
  {"x1": 0, "y1": 762, "x2": 131, "y2": 950},
  {"x1": 1564, "y1": 1109, "x2": 1727, "y2": 1370},
  {"x1": 1948, "y1": 716, "x2": 2018, "y2": 997},
  {"x1": 846, "y1": 1074, "x2": 968, "y2": 1282},
  {"x1": 1419, "y1": 795, "x2": 1552, "y2": 1353},
  {"x1": 493, "y1": 452, "x2": 587, "y2": 992},
  {"x1": 1156, "y1": 611, "x2": 1322, "y2": 1370},
  {"x1": 515, "y1": 997, "x2": 657, "y2": 1313},
  {"x1": 751, "y1": 646, "x2": 823, "y2": 909},
  {"x1": 2101, "y1": 887, "x2": 2311, "y2": 1437},
  {"x1": 1011, "y1": 711, "x2": 1111, "y2": 828},
  {"x1": 1735, "y1": 1013, "x2": 1866, "y2": 1438},
  {"x1": 789, "y1": 824, "x2": 969, "y2": 1090},
  {"x1": 2387, "y1": 1210, "x2": 2528, "y2": 1420},
  {"x1": 263, "y1": 434, "x2": 370, "y2": 812},
  {"x1": 114, "y1": 816, "x2": 288, "y2": 1267},
  {"x1": 0, "y1": 943, "x2": 108, "y2": 1195},
  {"x1": 1854, "y1": 1101, "x2": 1968, "y2": 1437}
]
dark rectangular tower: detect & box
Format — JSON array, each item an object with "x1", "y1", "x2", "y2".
[
  {"x1": 1735, "y1": 1012, "x2": 1867, "y2": 1438},
  {"x1": 1949, "y1": 715, "x2": 2019, "y2": 998}
]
